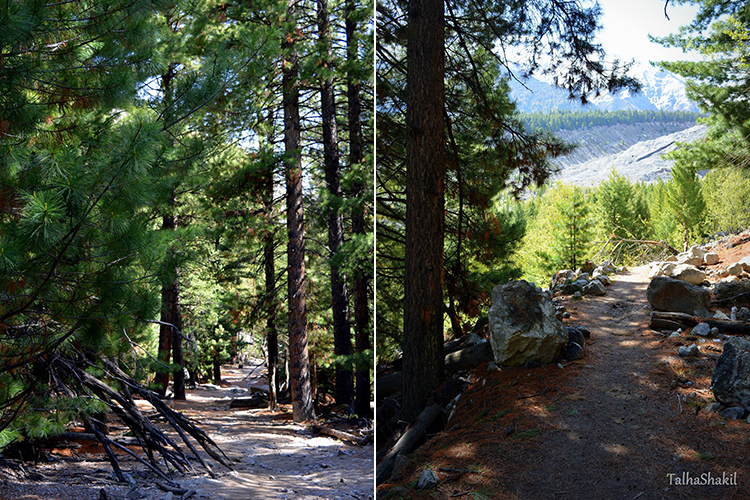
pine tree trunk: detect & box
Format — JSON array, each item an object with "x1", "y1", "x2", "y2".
[
  {"x1": 264, "y1": 160, "x2": 279, "y2": 411},
  {"x1": 318, "y1": 0, "x2": 354, "y2": 409},
  {"x1": 283, "y1": 0, "x2": 315, "y2": 422},
  {"x1": 170, "y1": 274, "x2": 185, "y2": 400},
  {"x1": 402, "y1": 0, "x2": 445, "y2": 423},
  {"x1": 346, "y1": 0, "x2": 371, "y2": 418},
  {"x1": 213, "y1": 359, "x2": 221, "y2": 384},
  {"x1": 157, "y1": 282, "x2": 172, "y2": 397}
]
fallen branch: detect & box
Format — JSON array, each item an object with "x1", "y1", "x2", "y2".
[
  {"x1": 376, "y1": 404, "x2": 444, "y2": 485},
  {"x1": 649, "y1": 311, "x2": 750, "y2": 335},
  {"x1": 311, "y1": 425, "x2": 371, "y2": 445}
]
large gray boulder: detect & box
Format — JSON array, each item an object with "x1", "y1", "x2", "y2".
[
  {"x1": 712, "y1": 337, "x2": 750, "y2": 410},
  {"x1": 646, "y1": 276, "x2": 711, "y2": 314},
  {"x1": 488, "y1": 280, "x2": 568, "y2": 366},
  {"x1": 714, "y1": 279, "x2": 750, "y2": 302},
  {"x1": 669, "y1": 264, "x2": 706, "y2": 285}
]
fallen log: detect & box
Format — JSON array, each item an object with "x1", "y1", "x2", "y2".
[
  {"x1": 311, "y1": 425, "x2": 371, "y2": 445},
  {"x1": 649, "y1": 311, "x2": 750, "y2": 335},
  {"x1": 377, "y1": 342, "x2": 494, "y2": 401},
  {"x1": 376, "y1": 404, "x2": 444, "y2": 485}
]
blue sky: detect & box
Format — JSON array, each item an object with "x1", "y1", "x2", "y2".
[{"x1": 596, "y1": 0, "x2": 701, "y2": 64}]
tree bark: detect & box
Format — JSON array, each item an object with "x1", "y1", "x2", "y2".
[
  {"x1": 283, "y1": 0, "x2": 315, "y2": 422},
  {"x1": 402, "y1": 0, "x2": 445, "y2": 423},
  {"x1": 346, "y1": 0, "x2": 371, "y2": 418},
  {"x1": 318, "y1": 0, "x2": 354, "y2": 408},
  {"x1": 263, "y1": 110, "x2": 279, "y2": 411}
]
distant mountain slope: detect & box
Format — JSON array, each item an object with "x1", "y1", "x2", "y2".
[
  {"x1": 552, "y1": 124, "x2": 708, "y2": 186},
  {"x1": 510, "y1": 64, "x2": 699, "y2": 113}
]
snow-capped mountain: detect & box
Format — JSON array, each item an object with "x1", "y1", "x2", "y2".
[{"x1": 509, "y1": 63, "x2": 698, "y2": 113}]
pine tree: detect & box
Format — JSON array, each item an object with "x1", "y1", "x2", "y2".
[
  {"x1": 552, "y1": 185, "x2": 593, "y2": 271},
  {"x1": 666, "y1": 162, "x2": 706, "y2": 251}
]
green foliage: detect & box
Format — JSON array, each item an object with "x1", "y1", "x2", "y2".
[
  {"x1": 666, "y1": 161, "x2": 707, "y2": 250},
  {"x1": 522, "y1": 110, "x2": 703, "y2": 133},
  {"x1": 702, "y1": 166, "x2": 750, "y2": 233},
  {"x1": 551, "y1": 184, "x2": 593, "y2": 271}
]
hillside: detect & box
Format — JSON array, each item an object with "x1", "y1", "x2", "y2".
[{"x1": 552, "y1": 123, "x2": 708, "y2": 186}]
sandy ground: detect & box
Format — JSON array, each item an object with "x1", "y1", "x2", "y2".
[{"x1": 0, "y1": 364, "x2": 374, "y2": 500}]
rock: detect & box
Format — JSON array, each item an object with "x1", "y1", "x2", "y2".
[
  {"x1": 740, "y1": 256, "x2": 750, "y2": 272},
  {"x1": 416, "y1": 469, "x2": 438, "y2": 489},
  {"x1": 727, "y1": 262, "x2": 744, "y2": 276},
  {"x1": 646, "y1": 276, "x2": 711, "y2": 315},
  {"x1": 561, "y1": 279, "x2": 588, "y2": 295},
  {"x1": 487, "y1": 361, "x2": 501, "y2": 372},
  {"x1": 704, "y1": 252, "x2": 720, "y2": 265},
  {"x1": 669, "y1": 264, "x2": 706, "y2": 285},
  {"x1": 595, "y1": 260, "x2": 617, "y2": 276},
  {"x1": 582, "y1": 280, "x2": 606, "y2": 296},
  {"x1": 579, "y1": 260, "x2": 596, "y2": 274},
  {"x1": 648, "y1": 261, "x2": 676, "y2": 279},
  {"x1": 678, "y1": 246, "x2": 705, "y2": 266},
  {"x1": 577, "y1": 272, "x2": 591, "y2": 282},
  {"x1": 470, "y1": 317, "x2": 489, "y2": 334},
  {"x1": 563, "y1": 341, "x2": 584, "y2": 361},
  {"x1": 692, "y1": 323, "x2": 711, "y2": 337},
  {"x1": 731, "y1": 307, "x2": 737, "y2": 321},
  {"x1": 572, "y1": 291, "x2": 583, "y2": 301},
  {"x1": 738, "y1": 307, "x2": 750, "y2": 321},
  {"x1": 550, "y1": 269, "x2": 576, "y2": 290},
  {"x1": 714, "y1": 279, "x2": 750, "y2": 301},
  {"x1": 488, "y1": 280, "x2": 568, "y2": 366},
  {"x1": 693, "y1": 308, "x2": 710, "y2": 318},
  {"x1": 712, "y1": 337, "x2": 750, "y2": 410},
  {"x1": 575, "y1": 325, "x2": 591, "y2": 338},
  {"x1": 565, "y1": 326, "x2": 586, "y2": 346},
  {"x1": 711, "y1": 327, "x2": 720, "y2": 337},
  {"x1": 720, "y1": 406, "x2": 746, "y2": 420},
  {"x1": 595, "y1": 275, "x2": 612, "y2": 286},
  {"x1": 679, "y1": 343, "x2": 699, "y2": 357},
  {"x1": 705, "y1": 402, "x2": 723, "y2": 412},
  {"x1": 670, "y1": 331, "x2": 681, "y2": 338},
  {"x1": 713, "y1": 310, "x2": 730, "y2": 320}
]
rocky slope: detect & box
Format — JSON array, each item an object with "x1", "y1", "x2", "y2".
[{"x1": 552, "y1": 123, "x2": 708, "y2": 186}]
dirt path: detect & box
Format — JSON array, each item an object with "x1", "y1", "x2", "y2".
[
  {"x1": 0, "y1": 364, "x2": 374, "y2": 500},
  {"x1": 381, "y1": 266, "x2": 750, "y2": 500}
]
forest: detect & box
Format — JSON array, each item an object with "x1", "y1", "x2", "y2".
[{"x1": 0, "y1": 0, "x2": 374, "y2": 480}]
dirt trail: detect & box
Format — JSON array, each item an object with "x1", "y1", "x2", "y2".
[
  {"x1": 0, "y1": 364, "x2": 374, "y2": 500},
  {"x1": 382, "y1": 266, "x2": 750, "y2": 500}
]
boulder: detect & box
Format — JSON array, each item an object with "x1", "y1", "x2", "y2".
[
  {"x1": 648, "y1": 261, "x2": 676, "y2": 279},
  {"x1": 720, "y1": 406, "x2": 746, "y2": 420},
  {"x1": 704, "y1": 252, "x2": 720, "y2": 266},
  {"x1": 595, "y1": 275, "x2": 612, "y2": 286},
  {"x1": 416, "y1": 469, "x2": 438, "y2": 489},
  {"x1": 679, "y1": 343, "x2": 699, "y2": 357},
  {"x1": 669, "y1": 264, "x2": 705, "y2": 285},
  {"x1": 713, "y1": 279, "x2": 750, "y2": 302},
  {"x1": 646, "y1": 276, "x2": 711, "y2": 315},
  {"x1": 713, "y1": 310, "x2": 730, "y2": 320},
  {"x1": 692, "y1": 323, "x2": 711, "y2": 337},
  {"x1": 740, "y1": 256, "x2": 750, "y2": 272},
  {"x1": 739, "y1": 307, "x2": 750, "y2": 321},
  {"x1": 727, "y1": 262, "x2": 744, "y2": 276},
  {"x1": 712, "y1": 337, "x2": 750, "y2": 410},
  {"x1": 579, "y1": 260, "x2": 596, "y2": 275},
  {"x1": 582, "y1": 280, "x2": 606, "y2": 296},
  {"x1": 561, "y1": 279, "x2": 589, "y2": 296},
  {"x1": 550, "y1": 269, "x2": 576, "y2": 290},
  {"x1": 678, "y1": 246, "x2": 705, "y2": 266},
  {"x1": 563, "y1": 342, "x2": 584, "y2": 361},
  {"x1": 565, "y1": 326, "x2": 586, "y2": 346},
  {"x1": 488, "y1": 280, "x2": 568, "y2": 366}
]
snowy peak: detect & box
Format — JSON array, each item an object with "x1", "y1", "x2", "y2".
[{"x1": 509, "y1": 63, "x2": 698, "y2": 113}]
